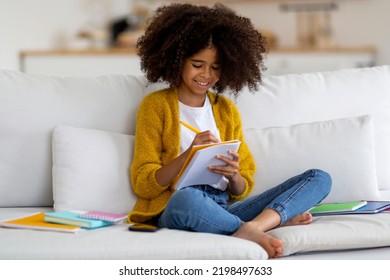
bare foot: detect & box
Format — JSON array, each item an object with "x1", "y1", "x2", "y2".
[
  {"x1": 283, "y1": 212, "x2": 312, "y2": 227},
  {"x1": 232, "y1": 222, "x2": 283, "y2": 258}
]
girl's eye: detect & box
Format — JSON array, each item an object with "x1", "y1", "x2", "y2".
[
  {"x1": 212, "y1": 66, "x2": 220, "y2": 71},
  {"x1": 192, "y1": 64, "x2": 202, "y2": 68}
]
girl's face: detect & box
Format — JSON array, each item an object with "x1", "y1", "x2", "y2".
[{"x1": 178, "y1": 47, "x2": 221, "y2": 106}]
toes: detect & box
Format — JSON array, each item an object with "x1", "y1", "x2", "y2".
[
  {"x1": 271, "y1": 238, "x2": 283, "y2": 248},
  {"x1": 304, "y1": 212, "x2": 312, "y2": 221},
  {"x1": 301, "y1": 212, "x2": 312, "y2": 224},
  {"x1": 265, "y1": 237, "x2": 283, "y2": 258},
  {"x1": 286, "y1": 212, "x2": 313, "y2": 226}
]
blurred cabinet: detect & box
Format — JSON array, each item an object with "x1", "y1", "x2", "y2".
[
  {"x1": 264, "y1": 46, "x2": 376, "y2": 75},
  {"x1": 20, "y1": 46, "x2": 376, "y2": 77}
]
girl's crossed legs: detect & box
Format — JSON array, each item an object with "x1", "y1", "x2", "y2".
[{"x1": 158, "y1": 169, "x2": 332, "y2": 258}]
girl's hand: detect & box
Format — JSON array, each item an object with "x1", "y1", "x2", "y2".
[
  {"x1": 209, "y1": 149, "x2": 246, "y2": 195},
  {"x1": 155, "y1": 130, "x2": 219, "y2": 187},
  {"x1": 208, "y1": 150, "x2": 240, "y2": 182},
  {"x1": 190, "y1": 130, "x2": 220, "y2": 146}
]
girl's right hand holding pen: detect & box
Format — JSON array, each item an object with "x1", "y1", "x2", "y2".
[
  {"x1": 180, "y1": 120, "x2": 220, "y2": 146},
  {"x1": 191, "y1": 130, "x2": 220, "y2": 146}
]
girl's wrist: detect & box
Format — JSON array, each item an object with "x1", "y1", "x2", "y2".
[
  {"x1": 227, "y1": 172, "x2": 245, "y2": 195},
  {"x1": 228, "y1": 171, "x2": 240, "y2": 183}
]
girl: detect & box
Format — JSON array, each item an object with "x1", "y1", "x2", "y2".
[{"x1": 128, "y1": 3, "x2": 331, "y2": 258}]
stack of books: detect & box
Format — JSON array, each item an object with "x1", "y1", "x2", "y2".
[
  {"x1": 309, "y1": 200, "x2": 390, "y2": 216},
  {"x1": 0, "y1": 210, "x2": 127, "y2": 233}
]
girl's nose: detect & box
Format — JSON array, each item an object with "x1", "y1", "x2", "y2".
[{"x1": 201, "y1": 67, "x2": 212, "y2": 78}]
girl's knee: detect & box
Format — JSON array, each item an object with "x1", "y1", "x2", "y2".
[
  {"x1": 160, "y1": 188, "x2": 202, "y2": 229},
  {"x1": 311, "y1": 169, "x2": 332, "y2": 197},
  {"x1": 166, "y1": 187, "x2": 203, "y2": 213}
]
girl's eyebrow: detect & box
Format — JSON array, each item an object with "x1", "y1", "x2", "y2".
[
  {"x1": 190, "y1": 58, "x2": 205, "y2": 63},
  {"x1": 190, "y1": 58, "x2": 220, "y2": 64}
]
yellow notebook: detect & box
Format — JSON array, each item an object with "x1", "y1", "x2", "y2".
[
  {"x1": 0, "y1": 212, "x2": 82, "y2": 233},
  {"x1": 173, "y1": 140, "x2": 241, "y2": 191}
]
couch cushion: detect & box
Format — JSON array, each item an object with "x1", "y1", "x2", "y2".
[
  {"x1": 0, "y1": 208, "x2": 267, "y2": 260},
  {"x1": 0, "y1": 70, "x2": 151, "y2": 207},
  {"x1": 52, "y1": 125, "x2": 137, "y2": 213},
  {"x1": 244, "y1": 115, "x2": 380, "y2": 203},
  {"x1": 2, "y1": 208, "x2": 390, "y2": 260},
  {"x1": 270, "y1": 213, "x2": 390, "y2": 257},
  {"x1": 236, "y1": 66, "x2": 390, "y2": 190}
]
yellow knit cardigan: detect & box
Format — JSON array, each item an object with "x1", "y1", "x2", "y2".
[{"x1": 128, "y1": 88, "x2": 255, "y2": 223}]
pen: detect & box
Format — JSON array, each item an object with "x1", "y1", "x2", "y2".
[{"x1": 180, "y1": 121, "x2": 201, "y2": 134}]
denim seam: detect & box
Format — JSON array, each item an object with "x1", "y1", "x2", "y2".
[
  {"x1": 229, "y1": 184, "x2": 286, "y2": 216},
  {"x1": 275, "y1": 169, "x2": 316, "y2": 224},
  {"x1": 160, "y1": 208, "x2": 242, "y2": 234},
  {"x1": 229, "y1": 170, "x2": 316, "y2": 223},
  {"x1": 279, "y1": 169, "x2": 316, "y2": 208}
]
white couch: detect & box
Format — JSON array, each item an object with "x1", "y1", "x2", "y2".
[{"x1": 1, "y1": 66, "x2": 390, "y2": 260}]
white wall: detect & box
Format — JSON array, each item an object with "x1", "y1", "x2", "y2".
[
  {"x1": 0, "y1": 0, "x2": 131, "y2": 70},
  {"x1": 1, "y1": 0, "x2": 389, "y2": 71}
]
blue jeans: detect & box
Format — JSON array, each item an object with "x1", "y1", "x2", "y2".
[{"x1": 158, "y1": 169, "x2": 331, "y2": 235}]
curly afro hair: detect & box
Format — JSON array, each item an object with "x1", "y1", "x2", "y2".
[{"x1": 137, "y1": 3, "x2": 267, "y2": 97}]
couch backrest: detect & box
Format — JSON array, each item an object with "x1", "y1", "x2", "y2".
[
  {"x1": 0, "y1": 70, "x2": 161, "y2": 207},
  {"x1": 1, "y1": 66, "x2": 390, "y2": 207},
  {"x1": 236, "y1": 65, "x2": 390, "y2": 192}
]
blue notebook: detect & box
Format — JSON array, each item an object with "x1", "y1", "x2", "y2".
[
  {"x1": 312, "y1": 201, "x2": 390, "y2": 216},
  {"x1": 347, "y1": 201, "x2": 390, "y2": 214},
  {"x1": 44, "y1": 211, "x2": 113, "y2": 229}
]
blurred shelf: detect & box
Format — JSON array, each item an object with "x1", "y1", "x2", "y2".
[
  {"x1": 20, "y1": 45, "x2": 376, "y2": 77},
  {"x1": 20, "y1": 45, "x2": 376, "y2": 57},
  {"x1": 269, "y1": 45, "x2": 376, "y2": 54},
  {"x1": 20, "y1": 47, "x2": 137, "y2": 57},
  {"x1": 19, "y1": 48, "x2": 141, "y2": 77},
  {"x1": 265, "y1": 45, "x2": 376, "y2": 75}
]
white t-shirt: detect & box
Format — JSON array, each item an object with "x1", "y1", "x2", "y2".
[{"x1": 179, "y1": 96, "x2": 228, "y2": 191}]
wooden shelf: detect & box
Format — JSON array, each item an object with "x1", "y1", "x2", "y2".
[
  {"x1": 20, "y1": 47, "x2": 137, "y2": 57},
  {"x1": 20, "y1": 45, "x2": 376, "y2": 58},
  {"x1": 19, "y1": 45, "x2": 376, "y2": 77},
  {"x1": 269, "y1": 45, "x2": 377, "y2": 54}
]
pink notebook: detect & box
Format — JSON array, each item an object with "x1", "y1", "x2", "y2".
[{"x1": 79, "y1": 211, "x2": 127, "y2": 223}]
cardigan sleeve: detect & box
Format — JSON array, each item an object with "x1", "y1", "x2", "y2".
[
  {"x1": 230, "y1": 105, "x2": 256, "y2": 201},
  {"x1": 130, "y1": 92, "x2": 171, "y2": 199},
  {"x1": 212, "y1": 94, "x2": 256, "y2": 202}
]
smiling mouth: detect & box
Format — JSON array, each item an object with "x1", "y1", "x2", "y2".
[{"x1": 195, "y1": 80, "x2": 210, "y2": 87}]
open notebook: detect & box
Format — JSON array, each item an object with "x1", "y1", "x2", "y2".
[{"x1": 173, "y1": 140, "x2": 241, "y2": 191}]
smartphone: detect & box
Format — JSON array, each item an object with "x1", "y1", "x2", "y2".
[{"x1": 128, "y1": 223, "x2": 160, "y2": 232}]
